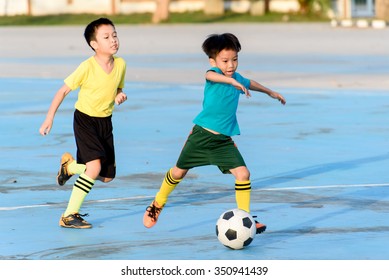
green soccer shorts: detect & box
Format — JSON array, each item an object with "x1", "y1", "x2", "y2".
[{"x1": 176, "y1": 125, "x2": 246, "y2": 174}]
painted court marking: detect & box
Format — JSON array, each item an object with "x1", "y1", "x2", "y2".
[{"x1": 2, "y1": 182, "x2": 388, "y2": 211}]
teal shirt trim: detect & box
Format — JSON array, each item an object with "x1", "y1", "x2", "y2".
[{"x1": 193, "y1": 67, "x2": 251, "y2": 136}]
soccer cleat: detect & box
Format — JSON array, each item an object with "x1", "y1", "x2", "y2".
[
  {"x1": 252, "y1": 216, "x2": 267, "y2": 234},
  {"x1": 143, "y1": 200, "x2": 163, "y2": 228},
  {"x1": 59, "y1": 213, "x2": 92, "y2": 229},
  {"x1": 255, "y1": 221, "x2": 267, "y2": 234},
  {"x1": 56, "y1": 152, "x2": 74, "y2": 186}
]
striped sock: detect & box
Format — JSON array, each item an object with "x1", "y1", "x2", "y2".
[
  {"x1": 235, "y1": 180, "x2": 251, "y2": 213},
  {"x1": 68, "y1": 160, "x2": 86, "y2": 175},
  {"x1": 64, "y1": 173, "x2": 95, "y2": 216},
  {"x1": 155, "y1": 168, "x2": 182, "y2": 207}
]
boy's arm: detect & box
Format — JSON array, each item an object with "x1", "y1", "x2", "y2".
[
  {"x1": 39, "y1": 84, "x2": 72, "y2": 136},
  {"x1": 115, "y1": 88, "x2": 127, "y2": 105},
  {"x1": 206, "y1": 70, "x2": 250, "y2": 96},
  {"x1": 249, "y1": 80, "x2": 286, "y2": 105}
]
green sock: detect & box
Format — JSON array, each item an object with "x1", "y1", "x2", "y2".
[
  {"x1": 64, "y1": 173, "x2": 95, "y2": 216},
  {"x1": 68, "y1": 160, "x2": 86, "y2": 175}
]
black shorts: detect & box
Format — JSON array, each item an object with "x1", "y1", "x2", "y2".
[
  {"x1": 73, "y1": 109, "x2": 116, "y2": 178},
  {"x1": 176, "y1": 125, "x2": 246, "y2": 174}
]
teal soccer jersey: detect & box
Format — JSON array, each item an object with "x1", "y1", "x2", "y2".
[{"x1": 193, "y1": 67, "x2": 251, "y2": 136}]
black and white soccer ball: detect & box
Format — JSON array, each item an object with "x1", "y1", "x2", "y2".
[{"x1": 216, "y1": 208, "x2": 256, "y2": 250}]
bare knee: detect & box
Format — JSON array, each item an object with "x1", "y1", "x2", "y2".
[
  {"x1": 230, "y1": 166, "x2": 250, "y2": 181},
  {"x1": 85, "y1": 159, "x2": 102, "y2": 180},
  {"x1": 171, "y1": 166, "x2": 188, "y2": 180}
]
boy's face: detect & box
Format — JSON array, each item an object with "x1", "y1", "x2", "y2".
[
  {"x1": 90, "y1": 24, "x2": 119, "y2": 55},
  {"x1": 209, "y1": 49, "x2": 238, "y2": 78}
]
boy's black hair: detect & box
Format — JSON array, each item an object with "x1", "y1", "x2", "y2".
[
  {"x1": 202, "y1": 33, "x2": 241, "y2": 59},
  {"x1": 84, "y1": 17, "x2": 115, "y2": 51}
]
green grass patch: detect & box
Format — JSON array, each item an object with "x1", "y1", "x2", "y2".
[
  {"x1": 0, "y1": 13, "x2": 152, "y2": 26},
  {"x1": 0, "y1": 11, "x2": 328, "y2": 26},
  {"x1": 166, "y1": 11, "x2": 329, "y2": 23}
]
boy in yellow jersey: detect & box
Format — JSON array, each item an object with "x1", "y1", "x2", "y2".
[
  {"x1": 39, "y1": 18, "x2": 127, "y2": 229},
  {"x1": 143, "y1": 33, "x2": 286, "y2": 234}
]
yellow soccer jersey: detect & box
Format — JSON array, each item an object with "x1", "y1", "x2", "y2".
[{"x1": 65, "y1": 56, "x2": 126, "y2": 117}]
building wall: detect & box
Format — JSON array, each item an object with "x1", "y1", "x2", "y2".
[
  {"x1": 376, "y1": 0, "x2": 389, "y2": 20},
  {"x1": 0, "y1": 0, "x2": 301, "y2": 16},
  {"x1": 1, "y1": 0, "x2": 114, "y2": 15}
]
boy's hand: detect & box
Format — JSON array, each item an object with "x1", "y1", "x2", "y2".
[
  {"x1": 270, "y1": 91, "x2": 286, "y2": 105},
  {"x1": 115, "y1": 92, "x2": 127, "y2": 105},
  {"x1": 231, "y1": 79, "x2": 251, "y2": 98},
  {"x1": 39, "y1": 119, "x2": 53, "y2": 136}
]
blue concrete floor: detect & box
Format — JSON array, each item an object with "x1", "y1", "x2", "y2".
[
  {"x1": 1, "y1": 23, "x2": 389, "y2": 280},
  {"x1": 1, "y1": 78, "x2": 389, "y2": 261}
]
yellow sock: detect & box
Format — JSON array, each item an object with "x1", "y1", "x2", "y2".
[
  {"x1": 155, "y1": 168, "x2": 182, "y2": 207},
  {"x1": 68, "y1": 160, "x2": 86, "y2": 175},
  {"x1": 235, "y1": 180, "x2": 251, "y2": 213},
  {"x1": 64, "y1": 173, "x2": 95, "y2": 216}
]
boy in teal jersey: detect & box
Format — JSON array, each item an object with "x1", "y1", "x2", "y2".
[
  {"x1": 39, "y1": 18, "x2": 127, "y2": 228},
  {"x1": 143, "y1": 33, "x2": 286, "y2": 233}
]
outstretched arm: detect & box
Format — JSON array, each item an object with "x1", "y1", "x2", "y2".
[
  {"x1": 206, "y1": 71, "x2": 251, "y2": 97},
  {"x1": 39, "y1": 84, "x2": 72, "y2": 136},
  {"x1": 250, "y1": 80, "x2": 286, "y2": 105}
]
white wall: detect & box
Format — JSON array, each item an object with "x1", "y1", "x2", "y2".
[
  {"x1": 0, "y1": 0, "x2": 301, "y2": 16},
  {"x1": 1, "y1": 0, "x2": 29, "y2": 15}
]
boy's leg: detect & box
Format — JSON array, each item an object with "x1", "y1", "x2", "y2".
[
  {"x1": 235, "y1": 179, "x2": 251, "y2": 213},
  {"x1": 60, "y1": 172, "x2": 95, "y2": 229},
  {"x1": 229, "y1": 166, "x2": 251, "y2": 212},
  {"x1": 68, "y1": 160, "x2": 87, "y2": 175},
  {"x1": 143, "y1": 167, "x2": 185, "y2": 228},
  {"x1": 235, "y1": 179, "x2": 266, "y2": 234},
  {"x1": 62, "y1": 109, "x2": 114, "y2": 228},
  {"x1": 155, "y1": 167, "x2": 185, "y2": 206},
  {"x1": 143, "y1": 125, "x2": 213, "y2": 228},
  {"x1": 57, "y1": 152, "x2": 86, "y2": 186},
  {"x1": 230, "y1": 166, "x2": 266, "y2": 234}
]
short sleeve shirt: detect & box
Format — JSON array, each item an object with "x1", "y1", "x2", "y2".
[
  {"x1": 64, "y1": 56, "x2": 126, "y2": 117},
  {"x1": 193, "y1": 67, "x2": 251, "y2": 136}
]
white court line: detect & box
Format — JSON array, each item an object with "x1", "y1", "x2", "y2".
[
  {"x1": 0, "y1": 195, "x2": 155, "y2": 211},
  {"x1": 1, "y1": 183, "x2": 389, "y2": 211},
  {"x1": 260, "y1": 183, "x2": 389, "y2": 191}
]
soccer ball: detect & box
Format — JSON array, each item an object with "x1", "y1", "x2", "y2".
[{"x1": 215, "y1": 208, "x2": 256, "y2": 250}]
